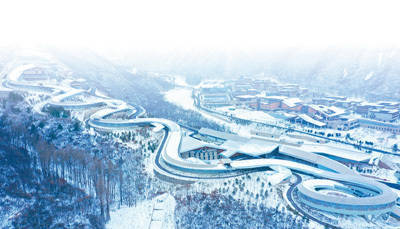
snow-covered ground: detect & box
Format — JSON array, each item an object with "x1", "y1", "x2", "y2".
[
  {"x1": 172, "y1": 75, "x2": 188, "y2": 87},
  {"x1": 164, "y1": 88, "x2": 195, "y2": 110},
  {"x1": 216, "y1": 106, "x2": 280, "y2": 123},
  {"x1": 186, "y1": 171, "x2": 293, "y2": 213},
  {"x1": 7, "y1": 64, "x2": 35, "y2": 81},
  {"x1": 165, "y1": 87, "x2": 394, "y2": 152},
  {"x1": 348, "y1": 127, "x2": 400, "y2": 151},
  {"x1": 107, "y1": 194, "x2": 176, "y2": 229},
  {"x1": 8, "y1": 58, "x2": 399, "y2": 229},
  {"x1": 164, "y1": 87, "x2": 265, "y2": 138}
]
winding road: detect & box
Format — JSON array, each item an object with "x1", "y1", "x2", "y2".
[{"x1": 2, "y1": 64, "x2": 400, "y2": 224}]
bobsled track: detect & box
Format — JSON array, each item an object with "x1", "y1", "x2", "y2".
[{"x1": 3, "y1": 65, "x2": 400, "y2": 219}]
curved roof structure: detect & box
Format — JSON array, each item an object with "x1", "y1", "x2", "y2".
[{"x1": 5, "y1": 64, "x2": 398, "y2": 217}]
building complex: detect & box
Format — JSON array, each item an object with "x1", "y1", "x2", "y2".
[{"x1": 195, "y1": 77, "x2": 400, "y2": 134}]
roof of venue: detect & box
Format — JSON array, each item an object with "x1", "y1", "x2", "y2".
[
  {"x1": 299, "y1": 144, "x2": 371, "y2": 162},
  {"x1": 179, "y1": 134, "x2": 279, "y2": 159},
  {"x1": 220, "y1": 139, "x2": 278, "y2": 158},
  {"x1": 369, "y1": 108, "x2": 399, "y2": 114},
  {"x1": 267, "y1": 112, "x2": 296, "y2": 120},
  {"x1": 258, "y1": 95, "x2": 287, "y2": 100},
  {"x1": 235, "y1": 95, "x2": 257, "y2": 99},
  {"x1": 179, "y1": 136, "x2": 221, "y2": 153},
  {"x1": 297, "y1": 114, "x2": 327, "y2": 127},
  {"x1": 199, "y1": 128, "x2": 247, "y2": 142},
  {"x1": 282, "y1": 98, "x2": 303, "y2": 107},
  {"x1": 308, "y1": 104, "x2": 346, "y2": 117},
  {"x1": 358, "y1": 118, "x2": 400, "y2": 129},
  {"x1": 216, "y1": 107, "x2": 280, "y2": 123}
]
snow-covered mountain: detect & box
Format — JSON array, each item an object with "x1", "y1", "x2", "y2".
[
  {"x1": 264, "y1": 47, "x2": 400, "y2": 101},
  {"x1": 107, "y1": 46, "x2": 400, "y2": 100}
]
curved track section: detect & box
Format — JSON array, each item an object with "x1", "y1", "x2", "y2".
[{"x1": 4, "y1": 66, "x2": 398, "y2": 217}]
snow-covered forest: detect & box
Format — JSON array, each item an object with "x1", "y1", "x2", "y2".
[
  {"x1": 0, "y1": 92, "x2": 161, "y2": 227},
  {"x1": 0, "y1": 70, "x2": 311, "y2": 228}
]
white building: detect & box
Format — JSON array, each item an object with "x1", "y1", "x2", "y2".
[
  {"x1": 368, "y1": 109, "x2": 399, "y2": 122},
  {"x1": 326, "y1": 117, "x2": 359, "y2": 130}
]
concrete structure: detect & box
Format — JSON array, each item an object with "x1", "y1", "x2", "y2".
[
  {"x1": 334, "y1": 100, "x2": 354, "y2": 109},
  {"x1": 6, "y1": 65, "x2": 399, "y2": 218},
  {"x1": 70, "y1": 78, "x2": 89, "y2": 90},
  {"x1": 20, "y1": 67, "x2": 49, "y2": 81},
  {"x1": 356, "y1": 102, "x2": 382, "y2": 117},
  {"x1": 234, "y1": 95, "x2": 257, "y2": 109},
  {"x1": 312, "y1": 98, "x2": 336, "y2": 106},
  {"x1": 258, "y1": 96, "x2": 284, "y2": 111},
  {"x1": 377, "y1": 101, "x2": 400, "y2": 110},
  {"x1": 281, "y1": 98, "x2": 303, "y2": 112},
  {"x1": 179, "y1": 137, "x2": 224, "y2": 160},
  {"x1": 182, "y1": 128, "x2": 280, "y2": 161},
  {"x1": 277, "y1": 84, "x2": 300, "y2": 97},
  {"x1": 326, "y1": 117, "x2": 359, "y2": 131},
  {"x1": 257, "y1": 96, "x2": 304, "y2": 113},
  {"x1": 307, "y1": 104, "x2": 346, "y2": 121},
  {"x1": 293, "y1": 114, "x2": 327, "y2": 128},
  {"x1": 297, "y1": 179, "x2": 396, "y2": 215},
  {"x1": 358, "y1": 118, "x2": 400, "y2": 134},
  {"x1": 368, "y1": 109, "x2": 399, "y2": 122},
  {"x1": 199, "y1": 86, "x2": 231, "y2": 107},
  {"x1": 312, "y1": 97, "x2": 362, "y2": 110},
  {"x1": 325, "y1": 95, "x2": 347, "y2": 101}
]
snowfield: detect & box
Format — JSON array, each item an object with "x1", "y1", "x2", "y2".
[
  {"x1": 164, "y1": 87, "x2": 195, "y2": 110},
  {"x1": 107, "y1": 194, "x2": 176, "y2": 229}
]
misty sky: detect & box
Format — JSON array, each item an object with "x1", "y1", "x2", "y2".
[{"x1": 1, "y1": 0, "x2": 400, "y2": 54}]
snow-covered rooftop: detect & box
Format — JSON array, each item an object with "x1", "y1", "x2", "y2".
[
  {"x1": 282, "y1": 97, "x2": 302, "y2": 107},
  {"x1": 199, "y1": 128, "x2": 247, "y2": 142},
  {"x1": 221, "y1": 139, "x2": 278, "y2": 158},
  {"x1": 8, "y1": 64, "x2": 36, "y2": 81},
  {"x1": 259, "y1": 95, "x2": 287, "y2": 100},
  {"x1": 180, "y1": 134, "x2": 279, "y2": 159},
  {"x1": 235, "y1": 95, "x2": 257, "y2": 99},
  {"x1": 299, "y1": 143, "x2": 372, "y2": 162},
  {"x1": 308, "y1": 104, "x2": 346, "y2": 117},
  {"x1": 369, "y1": 108, "x2": 399, "y2": 114},
  {"x1": 297, "y1": 114, "x2": 327, "y2": 127},
  {"x1": 179, "y1": 136, "x2": 219, "y2": 153},
  {"x1": 216, "y1": 107, "x2": 279, "y2": 123}
]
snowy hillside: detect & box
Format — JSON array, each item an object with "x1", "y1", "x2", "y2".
[{"x1": 110, "y1": 47, "x2": 400, "y2": 100}]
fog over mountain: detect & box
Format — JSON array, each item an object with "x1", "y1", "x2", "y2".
[
  {"x1": 2, "y1": 1, "x2": 400, "y2": 227},
  {"x1": 100, "y1": 45, "x2": 400, "y2": 100},
  {"x1": 3, "y1": 43, "x2": 399, "y2": 101}
]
